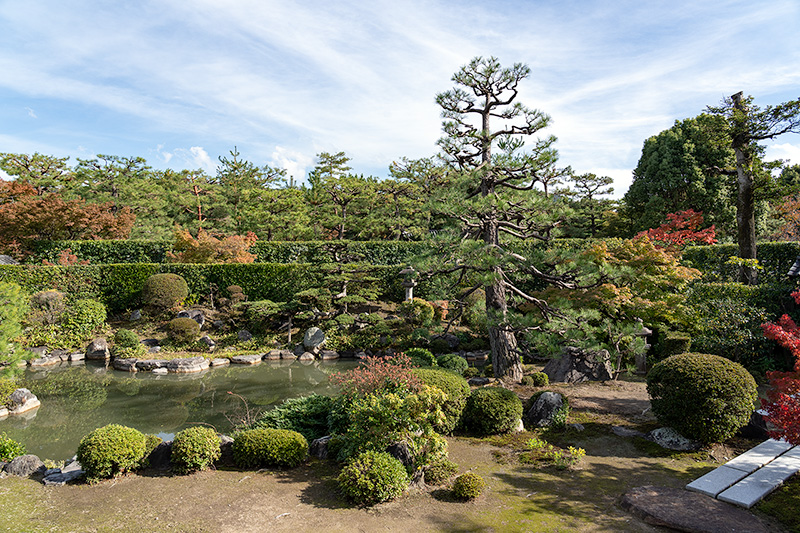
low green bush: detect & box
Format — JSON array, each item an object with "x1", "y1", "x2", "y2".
[
  {"x1": 171, "y1": 426, "x2": 221, "y2": 474},
  {"x1": 411, "y1": 368, "x2": 470, "y2": 434},
  {"x1": 436, "y1": 353, "x2": 468, "y2": 375},
  {"x1": 399, "y1": 298, "x2": 434, "y2": 326},
  {"x1": 251, "y1": 394, "x2": 334, "y2": 443},
  {"x1": 647, "y1": 353, "x2": 758, "y2": 443},
  {"x1": 0, "y1": 432, "x2": 25, "y2": 462},
  {"x1": 522, "y1": 372, "x2": 549, "y2": 387},
  {"x1": 337, "y1": 450, "x2": 410, "y2": 505},
  {"x1": 0, "y1": 282, "x2": 28, "y2": 370},
  {"x1": 232, "y1": 428, "x2": 308, "y2": 469},
  {"x1": 463, "y1": 367, "x2": 480, "y2": 379},
  {"x1": 406, "y1": 347, "x2": 436, "y2": 367},
  {"x1": 76, "y1": 424, "x2": 147, "y2": 482},
  {"x1": 424, "y1": 458, "x2": 458, "y2": 485},
  {"x1": 483, "y1": 365, "x2": 494, "y2": 377},
  {"x1": 452, "y1": 472, "x2": 485, "y2": 500},
  {"x1": 142, "y1": 273, "x2": 189, "y2": 311},
  {"x1": 165, "y1": 317, "x2": 201, "y2": 343},
  {"x1": 114, "y1": 328, "x2": 140, "y2": 349},
  {"x1": 462, "y1": 387, "x2": 523, "y2": 436},
  {"x1": 652, "y1": 331, "x2": 691, "y2": 360}
]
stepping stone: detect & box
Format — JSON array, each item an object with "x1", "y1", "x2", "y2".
[
  {"x1": 717, "y1": 449, "x2": 800, "y2": 508},
  {"x1": 686, "y1": 465, "x2": 750, "y2": 497},
  {"x1": 724, "y1": 439, "x2": 794, "y2": 473}
]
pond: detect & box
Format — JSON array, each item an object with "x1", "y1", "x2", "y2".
[{"x1": 1, "y1": 360, "x2": 358, "y2": 462}]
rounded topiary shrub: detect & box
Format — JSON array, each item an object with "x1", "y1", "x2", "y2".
[
  {"x1": 646, "y1": 353, "x2": 758, "y2": 444},
  {"x1": 166, "y1": 317, "x2": 201, "y2": 343},
  {"x1": 0, "y1": 432, "x2": 25, "y2": 462},
  {"x1": 463, "y1": 367, "x2": 481, "y2": 379},
  {"x1": 462, "y1": 387, "x2": 523, "y2": 436},
  {"x1": 171, "y1": 426, "x2": 221, "y2": 474},
  {"x1": 406, "y1": 347, "x2": 436, "y2": 367},
  {"x1": 424, "y1": 458, "x2": 458, "y2": 485},
  {"x1": 76, "y1": 424, "x2": 147, "y2": 482},
  {"x1": 453, "y1": 472, "x2": 485, "y2": 500},
  {"x1": 436, "y1": 353, "x2": 468, "y2": 375},
  {"x1": 232, "y1": 428, "x2": 308, "y2": 469},
  {"x1": 337, "y1": 450, "x2": 410, "y2": 505},
  {"x1": 521, "y1": 372, "x2": 549, "y2": 387},
  {"x1": 411, "y1": 368, "x2": 470, "y2": 434},
  {"x1": 142, "y1": 273, "x2": 189, "y2": 311},
  {"x1": 114, "y1": 328, "x2": 140, "y2": 349}
]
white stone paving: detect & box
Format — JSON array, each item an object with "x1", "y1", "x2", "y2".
[{"x1": 686, "y1": 439, "x2": 800, "y2": 509}]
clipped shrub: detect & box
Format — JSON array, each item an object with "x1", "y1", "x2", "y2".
[
  {"x1": 139, "y1": 434, "x2": 162, "y2": 469},
  {"x1": 411, "y1": 368, "x2": 470, "y2": 434},
  {"x1": 76, "y1": 424, "x2": 146, "y2": 482},
  {"x1": 114, "y1": 328, "x2": 140, "y2": 349},
  {"x1": 452, "y1": 472, "x2": 485, "y2": 500},
  {"x1": 424, "y1": 458, "x2": 458, "y2": 485},
  {"x1": 463, "y1": 367, "x2": 481, "y2": 379},
  {"x1": 171, "y1": 426, "x2": 221, "y2": 474},
  {"x1": 521, "y1": 375, "x2": 535, "y2": 386},
  {"x1": 232, "y1": 428, "x2": 308, "y2": 469},
  {"x1": 60, "y1": 299, "x2": 106, "y2": 340},
  {"x1": 436, "y1": 353, "x2": 468, "y2": 375},
  {"x1": 165, "y1": 317, "x2": 201, "y2": 343},
  {"x1": 406, "y1": 347, "x2": 436, "y2": 367},
  {"x1": 399, "y1": 298, "x2": 434, "y2": 326},
  {"x1": 652, "y1": 331, "x2": 692, "y2": 360},
  {"x1": 337, "y1": 450, "x2": 410, "y2": 505},
  {"x1": 462, "y1": 387, "x2": 523, "y2": 436},
  {"x1": 0, "y1": 432, "x2": 25, "y2": 462},
  {"x1": 141, "y1": 273, "x2": 189, "y2": 311},
  {"x1": 483, "y1": 365, "x2": 494, "y2": 377},
  {"x1": 522, "y1": 372, "x2": 549, "y2": 387},
  {"x1": 27, "y1": 290, "x2": 65, "y2": 325},
  {"x1": 428, "y1": 337, "x2": 451, "y2": 354},
  {"x1": 252, "y1": 394, "x2": 334, "y2": 443},
  {"x1": 647, "y1": 353, "x2": 758, "y2": 443}
]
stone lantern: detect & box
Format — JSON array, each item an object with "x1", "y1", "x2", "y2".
[{"x1": 399, "y1": 266, "x2": 417, "y2": 302}]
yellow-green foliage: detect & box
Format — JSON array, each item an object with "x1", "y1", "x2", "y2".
[
  {"x1": 411, "y1": 368, "x2": 469, "y2": 434},
  {"x1": 232, "y1": 428, "x2": 308, "y2": 468},
  {"x1": 399, "y1": 298, "x2": 434, "y2": 326},
  {"x1": 0, "y1": 282, "x2": 28, "y2": 369},
  {"x1": 0, "y1": 432, "x2": 25, "y2": 462},
  {"x1": 647, "y1": 353, "x2": 757, "y2": 443},
  {"x1": 452, "y1": 472, "x2": 485, "y2": 500},
  {"x1": 337, "y1": 450, "x2": 410, "y2": 505},
  {"x1": 171, "y1": 426, "x2": 221, "y2": 474},
  {"x1": 76, "y1": 424, "x2": 146, "y2": 482}
]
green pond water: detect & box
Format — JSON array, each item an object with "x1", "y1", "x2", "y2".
[{"x1": 1, "y1": 359, "x2": 358, "y2": 462}]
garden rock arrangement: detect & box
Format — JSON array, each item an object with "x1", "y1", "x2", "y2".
[
  {"x1": 542, "y1": 346, "x2": 614, "y2": 383},
  {"x1": 0, "y1": 388, "x2": 40, "y2": 419}
]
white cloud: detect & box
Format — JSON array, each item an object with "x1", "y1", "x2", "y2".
[
  {"x1": 766, "y1": 142, "x2": 800, "y2": 166},
  {"x1": 167, "y1": 146, "x2": 216, "y2": 175},
  {"x1": 270, "y1": 146, "x2": 314, "y2": 185}
]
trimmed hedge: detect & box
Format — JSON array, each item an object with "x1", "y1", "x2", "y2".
[
  {"x1": 170, "y1": 426, "x2": 221, "y2": 474},
  {"x1": 647, "y1": 353, "x2": 758, "y2": 444},
  {"x1": 76, "y1": 424, "x2": 147, "y2": 482},
  {"x1": 232, "y1": 428, "x2": 308, "y2": 468},
  {"x1": 0, "y1": 263, "x2": 407, "y2": 312},
  {"x1": 683, "y1": 242, "x2": 800, "y2": 284},
  {"x1": 337, "y1": 450, "x2": 410, "y2": 505},
  {"x1": 462, "y1": 387, "x2": 523, "y2": 436}
]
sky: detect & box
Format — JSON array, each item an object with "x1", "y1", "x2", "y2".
[{"x1": 1, "y1": 0, "x2": 799, "y2": 197}]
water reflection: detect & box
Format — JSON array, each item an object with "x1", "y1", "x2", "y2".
[{"x1": 2, "y1": 359, "x2": 356, "y2": 461}]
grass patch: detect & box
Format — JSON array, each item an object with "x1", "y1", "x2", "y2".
[{"x1": 757, "y1": 473, "x2": 800, "y2": 532}]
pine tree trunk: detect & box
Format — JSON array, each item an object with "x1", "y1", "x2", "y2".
[
  {"x1": 734, "y1": 145, "x2": 758, "y2": 285},
  {"x1": 489, "y1": 324, "x2": 522, "y2": 382}
]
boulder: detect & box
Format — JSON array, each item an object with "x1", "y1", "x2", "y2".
[
  {"x1": 237, "y1": 329, "x2": 253, "y2": 342},
  {"x1": 263, "y1": 350, "x2": 282, "y2": 360},
  {"x1": 525, "y1": 392, "x2": 565, "y2": 428},
  {"x1": 25, "y1": 346, "x2": 48, "y2": 358},
  {"x1": 199, "y1": 335, "x2": 216, "y2": 352},
  {"x1": 0, "y1": 254, "x2": 19, "y2": 265},
  {"x1": 177, "y1": 309, "x2": 205, "y2": 328},
  {"x1": 648, "y1": 427, "x2": 700, "y2": 451},
  {"x1": 386, "y1": 441, "x2": 413, "y2": 468},
  {"x1": 310, "y1": 436, "x2": 331, "y2": 459},
  {"x1": 542, "y1": 346, "x2": 614, "y2": 383},
  {"x1": 147, "y1": 442, "x2": 172, "y2": 470},
  {"x1": 166, "y1": 357, "x2": 209, "y2": 373},
  {"x1": 8, "y1": 389, "x2": 40, "y2": 415},
  {"x1": 4, "y1": 455, "x2": 45, "y2": 477},
  {"x1": 85, "y1": 338, "x2": 110, "y2": 360},
  {"x1": 43, "y1": 459, "x2": 84, "y2": 485},
  {"x1": 319, "y1": 350, "x2": 340, "y2": 360},
  {"x1": 29, "y1": 356, "x2": 60, "y2": 367},
  {"x1": 738, "y1": 409, "x2": 770, "y2": 440},
  {"x1": 50, "y1": 349, "x2": 70, "y2": 361},
  {"x1": 298, "y1": 352, "x2": 315, "y2": 362},
  {"x1": 69, "y1": 351, "x2": 85, "y2": 362},
  {"x1": 280, "y1": 350, "x2": 297, "y2": 360},
  {"x1": 218, "y1": 435, "x2": 235, "y2": 467},
  {"x1": 140, "y1": 338, "x2": 160, "y2": 347},
  {"x1": 112, "y1": 358, "x2": 138, "y2": 372},
  {"x1": 303, "y1": 327, "x2": 326, "y2": 354},
  {"x1": 130, "y1": 309, "x2": 142, "y2": 321},
  {"x1": 230, "y1": 354, "x2": 261, "y2": 365},
  {"x1": 468, "y1": 377, "x2": 491, "y2": 386}
]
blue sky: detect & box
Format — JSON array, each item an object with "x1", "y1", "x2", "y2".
[{"x1": 1, "y1": 0, "x2": 799, "y2": 197}]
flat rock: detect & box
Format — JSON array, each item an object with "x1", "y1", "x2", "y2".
[
  {"x1": 230, "y1": 354, "x2": 262, "y2": 365},
  {"x1": 649, "y1": 427, "x2": 700, "y2": 451},
  {"x1": 112, "y1": 358, "x2": 138, "y2": 372},
  {"x1": 468, "y1": 377, "x2": 491, "y2": 386},
  {"x1": 612, "y1": 426, "x2": 647, "y2": 438},
  {"x1": 69, "y1": 351, "x2": 85, "y2": 362},
  {"x1": 8, "y1": 389, "x2": 40, "y2": 415},
  {"x1": 29, "y1": 356, "x2": 60, "y2": 367},
  {"x1": 263, "y1": 350, "x2": 282, "y2": 360},
  {"x1": 135, "y1": 359, "x2": 168, "y2": 371},
  {"x1": 152, "y1": 368, "x2": 168, "y2": 375},
  {"x1": 166, "y1": 357, "x2": 209, "y2": 373},
  {"x1": 620, "y1": 485, "x2": 771, "y2": 533},
  {"x1": 319, "y1": 350, "x2": 339, "y2": 360},
  {"x1": 209, "y1": 358, "x2": 230, "y2": 367},
  {"x1": 281, "y1": 350, "x2": 297, "y2": 360}
]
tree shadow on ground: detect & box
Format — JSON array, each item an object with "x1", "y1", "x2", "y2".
[{"x1": 272, "y1": 460, "x2": 350, "y2": 510}]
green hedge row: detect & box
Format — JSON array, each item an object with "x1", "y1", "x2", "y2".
[
  {"x1": 26, "y1": 240, "x2": 433, "y2": 266},
  {"x1": 0, "y1": 263, "x2": 413, "y2": 313},
  {"x1": 683, "y1": 242, "x2": 800, "y2": 284}
]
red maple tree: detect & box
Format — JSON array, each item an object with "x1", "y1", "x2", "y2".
[
  {"x1": 636, "y1": 209, "x2": 717, "y2": 249},
  {"x1": 761, "y1": 289, "x2": 800, "y2": 444}
]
